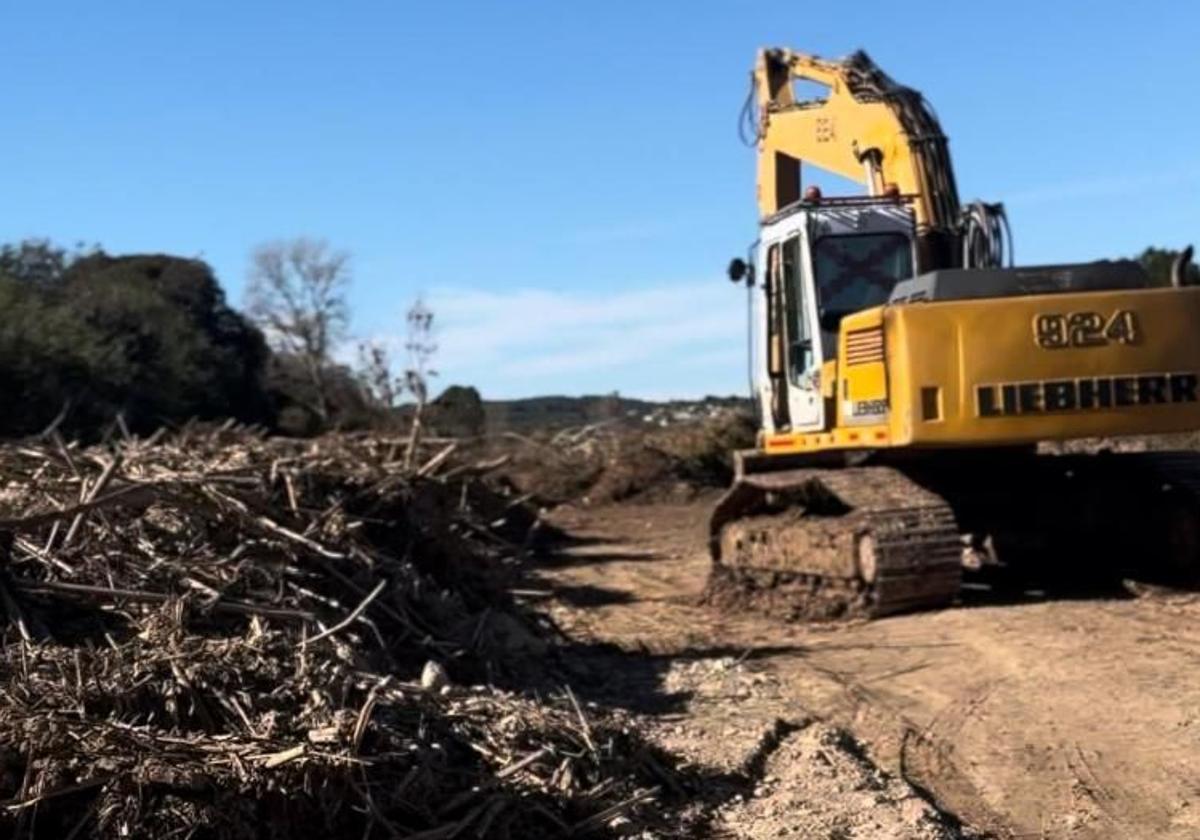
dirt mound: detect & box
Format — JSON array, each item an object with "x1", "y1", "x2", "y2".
[
  {"x1": 0, "y1": 428, "x2": 691, "y2": 838},
  {"x1": 495, "y1": 410, "x2": 756, "y2": 507}
]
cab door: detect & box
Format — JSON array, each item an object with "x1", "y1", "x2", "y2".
[{"x1": 760, "y1": 227, "x2": 824, "y2": 432}]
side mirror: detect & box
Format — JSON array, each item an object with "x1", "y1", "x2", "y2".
[
  {"x1": 727, "y1": 257, "x2": 747, "y2": 282},
  {"x1": 728, "y1": 257, "x2": 753, "y2": 285}
]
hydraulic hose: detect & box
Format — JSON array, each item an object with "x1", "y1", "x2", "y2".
[{"x1": 960, "y1": 201, "x2": 1013, "y2": 269}]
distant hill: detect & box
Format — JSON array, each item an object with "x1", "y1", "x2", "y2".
[{"x1": 481, "y1": 394, "x2": 750, "y2": 433}]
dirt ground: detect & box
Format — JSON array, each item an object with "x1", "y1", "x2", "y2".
[{"x1": 534, "y1": 496, "x2": 1200, "y2": 839}]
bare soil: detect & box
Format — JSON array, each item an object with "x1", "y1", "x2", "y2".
[{"x1": 536, "y1": 496, "x2": 1200, "y2": 839}]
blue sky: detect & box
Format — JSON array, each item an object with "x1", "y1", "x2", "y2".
[{"x1": 3, "y1": 1, "x2": 1198, "y2": 400}]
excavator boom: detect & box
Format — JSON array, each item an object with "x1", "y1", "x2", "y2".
[{"x1": 752, "y1": 49, "x2": 964, "y2": 268}]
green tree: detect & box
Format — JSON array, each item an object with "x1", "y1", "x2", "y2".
[
  {"x1": 59, "y1": 253, "x2": 272, "y2": 432},
  {"x1": 265, "y1": 353, "x2": 375, "y2": 435},
  {"x1": 0, "y1": 274, "x2": 103, "y2": 434},
  {"x1": 1137, "y1": 246, "x2": 1200, "y2": 287},
  {"x1": 0, "y1": 239, "x2": 70, "y2": 288},
  {"x1": 433, "y1": 385, "x2": 486, "y2": 437},
  {"x1": 0, "y1": 243, "x2": 273, "y2": 437}
]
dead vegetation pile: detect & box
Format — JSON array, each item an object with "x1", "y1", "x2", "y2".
[
  {"x1": 496, "y1": 410, "x2": 756, "y2": 507},
  {"x1": 0, "y1": 426, "x2": 687, "y2": 839}
]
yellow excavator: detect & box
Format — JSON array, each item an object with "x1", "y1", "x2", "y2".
[{"x1": 709, "y1": 48, "x2": 1200, "y2": 618}]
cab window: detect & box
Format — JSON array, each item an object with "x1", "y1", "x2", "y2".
[
  {"x1": 782, "y1": 235, "x2": 814, "y2": 383},
  {"x1": 812, "y1": 233, "x2": 913, "y2": 332}
]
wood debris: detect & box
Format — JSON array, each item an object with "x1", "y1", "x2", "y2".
[{"x1": 0, "y1": 425, "x2": 680, "y2": 838}]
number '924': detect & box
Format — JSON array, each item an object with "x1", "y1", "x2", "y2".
[{"x1": 1033, "y1": 310, "x2": 1139, "y2": 349}]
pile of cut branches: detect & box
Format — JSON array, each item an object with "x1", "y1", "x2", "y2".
[{"x1": 0, "y1": 425, "x2": 681, "y2": 838}]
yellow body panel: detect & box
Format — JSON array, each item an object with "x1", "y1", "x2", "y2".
[
  {"x1": 763, "y1": 286, "x2": 1200, "y2": 455},
  {"x1": 837, "y1": 309, "x2": 888, "y2": 425}
]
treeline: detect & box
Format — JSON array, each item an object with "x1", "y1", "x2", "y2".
[
  {"x1": 0, "y1": 242, "x2": 277, "y2": 437},
  {"x1": 1138, "y1": 246, "x2": 1199, "y2": 287},
  {"x1": 0, "y1": 239, "x2": 483, "y2": 439},
  {"x1": 0, "y1": 240, "x2": 1190, "y2": 440}
]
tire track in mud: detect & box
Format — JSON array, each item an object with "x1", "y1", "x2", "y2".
[
  {"x1": 541, "y1": 501, "x2": 999, "y2": 838},
  {"x1": 792, "y1": 656, "x2": 1012, "y2": 836},
  {"x1": 539, "y1": 500, "x2": 1200, "y2": 839}
]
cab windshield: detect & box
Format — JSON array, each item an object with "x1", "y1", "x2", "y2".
[{"x1": 812, "y1": 233, "x2": 913, "y2": 331}]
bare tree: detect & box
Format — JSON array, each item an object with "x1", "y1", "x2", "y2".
[
  {"x1": 356, "y1": 340, "x2": 402, "y2": 410},
  {"x1": 403, "y1": 299, "x2": 437, "y2": 468},
  {"x1": 245, "y1": 238, "x2": 350, "y2": 422}
]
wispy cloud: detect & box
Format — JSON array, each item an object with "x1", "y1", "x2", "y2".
[{"x1": 358, "y1": 281, "x2": 747, "y2": 399}]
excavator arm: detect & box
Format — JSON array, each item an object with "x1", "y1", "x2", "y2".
[{"x1": 753, "y1": 48, "x2": 964, "y2": 268}]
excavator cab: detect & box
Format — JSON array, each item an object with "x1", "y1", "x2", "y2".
[{"x1": 754, "y1": 194, "x2": 916, "y2": 435}]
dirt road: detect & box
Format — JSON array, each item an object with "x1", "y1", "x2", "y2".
[{"x1": 536, "y1": 497, "x2": 1200, "y2": 839}]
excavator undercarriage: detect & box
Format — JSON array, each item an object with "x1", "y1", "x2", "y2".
[{"x1": 707, "y1": 449, "x2": 1200, "y2": 619}]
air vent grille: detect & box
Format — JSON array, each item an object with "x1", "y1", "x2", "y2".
[{"x1": 845, "y1": 327, "x2": 884, "y2": 366}]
